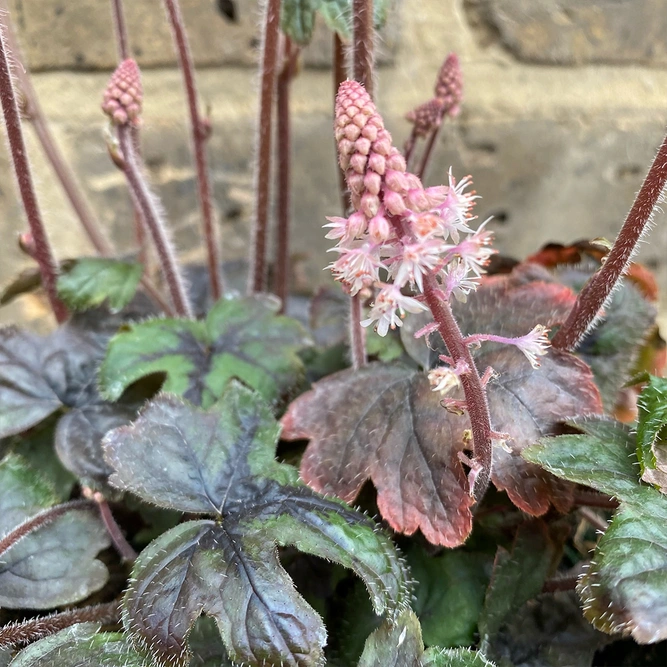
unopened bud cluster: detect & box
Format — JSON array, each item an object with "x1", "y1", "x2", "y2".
[
  {"x1": 406, "y1": 53, "x2": 463, "y2": 138},
  {"x1": 329, "y1": 80, "x2": 550, "y2": 381},
  {"x1": 102, "y1": 59, "x2": 143, "y2": 127}
]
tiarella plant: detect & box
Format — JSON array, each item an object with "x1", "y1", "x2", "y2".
[{"x1": 0, "y1": 1, "x2": 666, "y2": 666}]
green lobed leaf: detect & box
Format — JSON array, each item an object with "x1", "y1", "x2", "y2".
[
  {"x1": 0, "y1": 329, "x2": 64, "y2": 439},
  {"x1": 0, "y1": 506, "x2": 110, "y2": 609},
  {"x1": 317, "y1": 0, "x2": 391, "y2": 41},
  {"x1": 281, "y1": 0, "x2": 319, "y2": 45},
  {"x1": 478, "y1": 521, "x2": 558, "y2": 655},
  {"x1": 407, "y1": 546, "x2": 491, "y2": 648},
  {"x1": 56, "y1": 258, "x2": 143, "y2": 314},
  {"x1": 577, "y1": 488, "x2": 667, "y2": 644},
  {"x1": 357, "y1": 609, "x2": 423, "y2": 667},
  {"x1": 637, "y1": 375, "x2": 667, "y2": 489},
  {"x1": 357, "y1": 610, "x2": 496, "y2": 667},
  {"x1": 522, "y1": 418, "x2": 639, "y2": 500},
  {"x1": 99, "y1": 295, "x2": 311, "y2": 407},
  {"x1": 524, "y1": 419, "x2": 667, "y2": 643},
  {"x1": 104, "y1": 384, "x2": 410, "y2": 666},
  {"x1": 0, "y1": 454, "x2": 57, "y2": 536},
  {"x1": 8, "y1": 623, "x2": 152, "y2": 666}
]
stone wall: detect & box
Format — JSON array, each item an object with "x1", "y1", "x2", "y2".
[{"x1": 2, "y1": 0, "x2": 667, "y2": 328}]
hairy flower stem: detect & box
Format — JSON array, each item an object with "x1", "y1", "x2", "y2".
[
  {"x1": 422, "y1": 273, "x2": 493, "y2": 500},
  {"x1": 0, "y1": 500, "x2": 93, "y2": 558},
  {"x1": 248, "y1": 0, "x2": 280, "y2": 294},
  {"x1": 110, "y1": 0, "x2": 130, "y2": 59},
  {"x1": 416, "y1": 123, "x2": 442, "y2": 181},
  {"x1": 572, "y1": 489, "x2": 619, "y2": 510},
  {"x1": 0, "y1": 601, "x2": 121, "y2": 649},
  {"x1": 109, "y1": 0, "x2": 147, "y2": 262},
  {"x1": 84, "y1": 488, "x2": 137, "y2": 562},
  {"x1": 352, "y1": 0, "x2": 374, "y2": 96},
  {"x1": 274, "y1": 36, "x2": 297, "y2": 312},
  {"x1": 163, "y1": 0, "x2": 223, "y2": 300},
  {"x1": 552, "y1": 130, "x2": 667, "y2": 351},
  {"x1": 0, "y1": 4, "x2": 113, "y2": 257},
  {"x1": 118, "y1": 126, "x2": 193, "y2": 318},
  {"x1": 347, "y1": 0, "x2": 376, "y2": 369},
  {"x1": 0, "y1": 21, "x2": 68, "y2": 323}
]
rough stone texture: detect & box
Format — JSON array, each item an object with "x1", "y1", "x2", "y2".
[
  {"x1": 2, "y1": 0, "x2": 667, "y2": 331},
  {"x1": 464, "y1": 0, "x2": 667, "y2": 66},
  {"x1": 8, "y1": 0, "x2": 397, "y2": 71}
]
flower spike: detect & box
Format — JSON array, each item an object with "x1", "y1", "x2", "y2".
[{"x1": 102, "y1": 59, "x2": 143, "y2": 127}]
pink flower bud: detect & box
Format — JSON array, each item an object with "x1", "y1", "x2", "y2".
[
  {"x1": 373, "y1": 134, "x2": 392, "y2": 157},
  {"x1": 383, "y1": 189, "x2": 407, "y2": 216},
  {"x1": 348, "y1": 211, "x2": 367, "y2": 238},
  {"x1": 406, "y1": 188, "x2": 430, "y2": 211},
  {"x1": 385, "y1": 169, "x2": 410, "y2": 193},
  {"x1": 435, "y1": 53, "x2": 463, "y2": 117},
  {"x1": 349, "y1": 153, "x2": 368, "y2": 174},
  {"x1": 368, "y1": 212, "x2": 392, "y2": 242},
  {"x1": 405, "y1": 173, "x2": 423, "y2": 191},
  {"x1": 386, "y1": 152, "x2": 407, "y2": 172},
  {"x1": 355, "y1": 137, "x2": 372, "y2": 156},
  {"x1": 361, "y1": 124, "x2": 378, "y2": 142},
  {"x1": 344, "y1": 123, "x2": 361, "y2": 141},
  {"x1": 368, "y1": 152, "x2": 386, "y2": 175},
  {"x1": 353, "y1": 113, "x2": 368, "y2": 128},
  {"x1": 338, "y1": 138, "x2": 354, "y2": 156},
  {"x1": 364, "y1": 171, "x2": 382, "y2": 195},
  {"x1": 361, "y1": 192, "x2": 380, "y2": 218},
  {"x1": 347, "y1": 171, "x2": 365, "y2": 195},
  {"x1": 102, "y1": 59, "x2": 143, "y2": 126}
]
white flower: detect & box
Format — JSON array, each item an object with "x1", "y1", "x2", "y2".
[
  {"x1": 514, "y1": 324, "x2": 551, "y2": 368},
  {"x1": 445, "y1": 218, "x2": 496, "y2": 278},
  {"x1": 442, "y1": 260, "x2": 480, "y2": 302},
  {"x1": 390, "y1": 238, "x2": 446, "y2": 290},
  {"x1": 328, "y1": 241, "x2": 384, "y2": 295},
  {"x1": 361, "y1": 285, "x2": 428, "y2": 336}
]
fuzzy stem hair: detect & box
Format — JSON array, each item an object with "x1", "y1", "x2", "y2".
[
  {"x1": 552, "y1": 130, "x2": 667, "y2": 351},
  {"x1": 248, "y1": 0, "x2": 281, "y2": 294},
  {"x1": 163, "y1": 0, "x2": 224, "y2": 301},
  {"x1": 0, "y1": 18, "x2": 68, "y2": 323},
  {"x1": 117, "y1": 125, "x2": 193, "y2": 318}
]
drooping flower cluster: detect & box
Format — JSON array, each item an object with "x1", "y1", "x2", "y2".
[{"x1": 329, "y1": 79, "x2": 551, "y2": 379}]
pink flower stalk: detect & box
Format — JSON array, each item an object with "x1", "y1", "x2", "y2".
[
  {"x1": 329, "y1": 81, "x2": 552, "y2": 501},
  {"x1": 331, "y1": 80, "x2": 495, "y2": 335},
  {"x1": 463, "y1": 325, "x2": 552, "y2": 369}
]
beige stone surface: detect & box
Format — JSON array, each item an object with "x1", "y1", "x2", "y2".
[
  {"x1": 2, "y1": 0, "x2": 667, "y2": 330},
  {"x1": 8, "y1": 0, "x2": 397, "y2": 71}
]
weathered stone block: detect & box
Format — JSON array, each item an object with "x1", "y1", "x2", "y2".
[
  {"x1": 465, "y1": 0, "x2": 667, "y2": 65},
  {"x1": 8, "y1": 0, "x2": 397, "y2": 71}
]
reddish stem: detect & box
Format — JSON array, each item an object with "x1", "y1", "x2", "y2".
[
  {"x1": 0, "y1": 601, "x2": 120, "y2": 649},
  {"x1": 109, "y1": 0, "x2": 148, "y2": 263},
  {"x1": 353, "y1": 0, "x2": 374, "y2": 96},
  {"x1": 1, "y1": 1, "x2": 112, "y2": 257},
  {"x1": 163, "y1": 0, "x2": 223, "y2": 301},
  {"x1": 274, "y1": 36, "x2": 297, "y2": 312},
  {"x1": 416, "y1": 123, "x2": 442, "y2": 181},
  {"x1": 0, "y1": 20, "x2": 68, "y2": 323},
  {"x1": 579, "y1": 506, "x2": 609, "y2": 534},
  {"x1": 110, "y1": 0, "x2": 130, "y2": 59},
  {"x1": 89, "y1": 490, "x2": 137, "y2": 562},
  {"x1": 422, "y1": 273, "x2": 493, "y2": 500},
  {"x1": 346, "y1": 0, "x2": 376, "y2": 370},
  {"x1": 552, "y1": 130, "x2": 667, "y2": 351},
  {"x1": 118, "y1": 125, "x2": 193, "y2": 318},
  {"x1": 249, "y1": 0, "x2": 281, "y2": 294},
  {"x1": 0, "y1": 500, "x2": 93, "y2": 557},
  {"x1": 572, "y1": 489, "x2": 619, "y2": 510}
]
